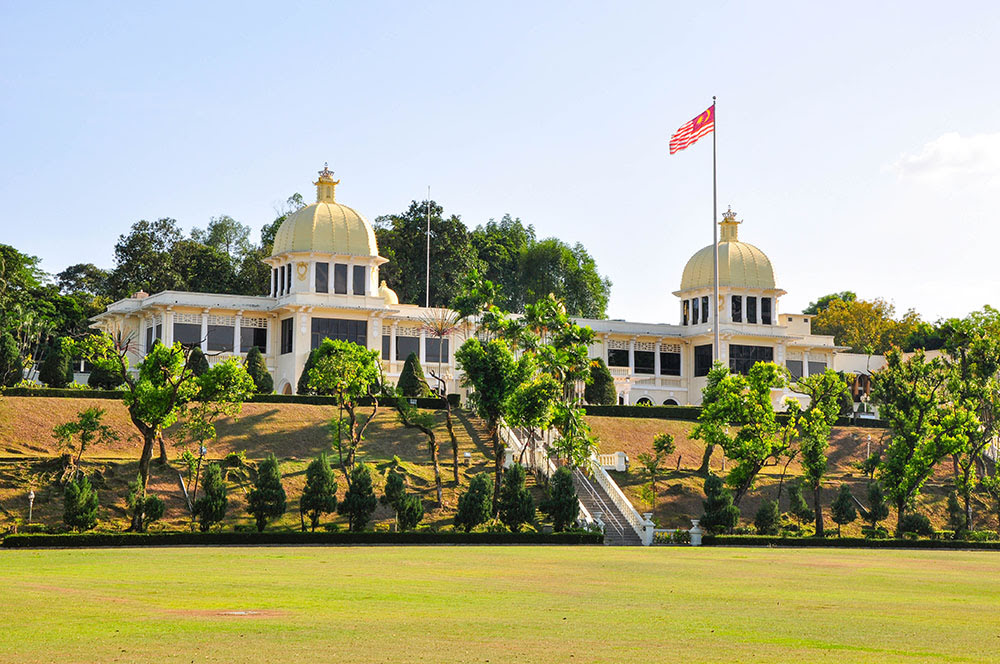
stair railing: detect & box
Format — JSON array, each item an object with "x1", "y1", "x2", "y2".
[{"x1": 586, "y1": 453, "x2": 655, "y2": 545}]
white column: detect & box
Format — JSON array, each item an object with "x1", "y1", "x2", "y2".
[
  {"x1": 163, "y1": 310, "x2": 174, "y2": 346},
  {"x1": 270, "y1": 269, "x2": 276, "y2": 297},
  {"x1": 390, "y1": 323, "x2": 398, "y2": 366},
  {"x1": 308, "y1": 261, "x2": 315, "y2": 293},
  {"x1": 200, "y1": 311, "x2": 209, "y2": 351},
  {"x1": 234, "y1": 312, "x2": 242, "y2": 354},
  {"x1": 266, "y1": 316, "x2": 275, "y2": 357},
  {"x1": 419, "y1": 328, "x2": 427, "y2": 364},
  {"x1": 628, "y1": 338, "x2": 635, "y2": 376},
  {"x1": 654, "y1": 340, "x2": 661, "y2": 376},
  {"x1": 803, "y1": 350, "x2": 811, "y2": 377},
  {"x1": 346, "y1": 261, "x2": 354, "y2": 296}
]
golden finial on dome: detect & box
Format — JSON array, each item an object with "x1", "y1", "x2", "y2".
[
  {"x1": 314, "y1": 162, "x2": 341, "y2": 203},
  {"x1": 720, "y1": 206, "x2": 741, "y2": 242}
]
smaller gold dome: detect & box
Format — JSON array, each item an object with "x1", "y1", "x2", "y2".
[
  {"x1": 678, "y1": 210, "x2": 776, "y2": 291},
  {"x1": 378, "y1": 281, "x2": 399, "y2": 305}
]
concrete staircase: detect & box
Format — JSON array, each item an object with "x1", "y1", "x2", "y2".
[{"x1": 573, "y1": 468, "x2": 642, "y2": 546}]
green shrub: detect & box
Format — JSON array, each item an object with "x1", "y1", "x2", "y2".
[
  {"x1": 947, "y1": 491, "x2": 966, "y2": 534},
  {"x1": 830, "y1": 484, "x2": 857, "y2": 536},
  {"x1": 584, "y1": 358, "x2": 616, "y2": 405},
  {"x1": 899, "y1": 512, "x2": 934, "y2": 537},
  {"x1": 300, "y1": 453, "x2": 337, "y2": 532},
  {"x1": 754, "y1": 500, "x2": 780, "y2": 536},
  {"x1": 471, "y1": 518, "x2": 510, "y2": 534},
  {"x1": 787, "y1": 481, "x2": 814, "y2": 523},
  {"x1": 338, "y1": 463, "x2": 378, "y2": 532},
  {"x1": 397, "y1": 353, "x2": 430, "y2": 397},
  {"x1": 540, "y1": 466, "x2": 579, "y2": 532},
  {"x1": 244, "y1": 346, "x2": 273, "y2": 394},
  {"x1": 63, "y1": 475, "x2": 99, "y2": 531},
  {"x1": 396, "y1": 493, "x2": 425, "y2": 532},
  {"x1": 862, "y1": 525, "x2": 890, "y2": 540},
  {"x1": 866, "y1": 481, "x2": 890, "y2": 527},
  {"x1": 39, "y1": 339, "x2": 73, "y2": 388},
  {"x1": 186, "y1": 347, "x2": 210, "y2": 377},
  {"x1": 247, "y1": 454, "x2": 287, "y2": 532},
  {"x1": 455, "y1": 473, "x2": 493, "y2": 532},
  {"x1": 498, "y1": 463, "x2": 535, "y2": 532},
  {"x1": 87, "y1": 363, "x2": 123, "y2": 390},
  {"x1": 126, "y1": 475, "x2": 164, "y2": 532},
  {"x1": 700, "y1": 474, "x2": 739, "y2": 534},
  {"x1": 193, "y1": 462, "x2": 227, "y2": 532},
  {"x1": 967, "y1": 530, "x2": 999, "y2": 542}
]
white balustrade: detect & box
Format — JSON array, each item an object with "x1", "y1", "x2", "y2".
[{"x1": 586, "y1": 453, "x2": 654, "y2": 545}]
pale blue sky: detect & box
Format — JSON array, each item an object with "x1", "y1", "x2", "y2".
[{"x1": 2, "y1": 2, "x2": 999, "y2": 323}]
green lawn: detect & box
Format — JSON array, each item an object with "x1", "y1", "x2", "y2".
[{"x1": 1, "y1": 546, "x2": 998, "y2": 663}]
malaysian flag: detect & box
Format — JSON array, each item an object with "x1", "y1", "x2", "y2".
[{"x1": 669, "y1": 105, "x2": 715, "y2": 154}]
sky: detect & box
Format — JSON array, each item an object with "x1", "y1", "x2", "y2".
[{"x1": 2, "y1": 1, "x2": 999, "y2": 325}]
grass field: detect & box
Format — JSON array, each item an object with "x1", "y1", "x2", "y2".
[{"x1": 2, "y1": 546, "x2": 998, "y2": 663}]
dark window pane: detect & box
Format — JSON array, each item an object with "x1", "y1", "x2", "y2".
[
  {"x1": 315, "y1": 262, "x2": 329, "y2": 293},
  {"x1": 155, "y1": 324, "x2": 162, "y2": 340},
  {"x1": 786, "y1": 360, "x2": 803, "y2": 380},
  {"x1": 808, "y1": 361, "x2": 827, "y2": 375},
  {"x1": 683, "y1": 300, "x2": 690, "y2": 325},
  {"x1": 173, "y1": 323, "x2": 201, "y2": 346},
  {"x1": 381, "y1": 335, "x2": 391, "y2": 360},
  {"x1": 146, "y1": 326, "x2": 153, "y2": 351},
  {"x1": 701, "y1": 296, "x2": 709, "y2": 324},
  {"x1": 207, "y1": 324, "x2": 234, "y2": 352},
  {"x1": 761, "y1": 297, "x2": 772, "y2": 325},
  {"x1": 634, "y1": 350, "x2": 654, "y2": 374},
  {"x1": 396, "y1": 336, "x2": 419, "y2": 361},
  {"x1": 353, "y1": 265, "x2": 366, "y2": 295},
  {"x1": 240, "y1": 327, "x2": 267, "y2": 353},
  {"x1": 731, "y1": 295, "x2": 742, "y2": 323},
  {"x1": 607, "y1": 349, "x2": 629, "y2": 367},
  {"x1": 729, "y1": 344, "x2": 773, "y2": 375},
  {"x1": 746, "y1": 296, "x2": 757, "y2": 324},
  {"x1": 694, "y1": 344, "x2": 713, "y2": 377},
  {"x1": 426, "y1": 337, "x2": 449, "y2": 364},
  {"x1": 692, "y1": 298, "x2": 699, "y2": 325},
  {"x1": 660, "y1": 352, "x2": 681, "y2": 376},
  {"x1": 334, "y1": 264, "x2": 348, "y2": 294},
  {"x1": 311, "y1": 318, "x2": 367, "y2": 350},
  {"x1": 281, "y1": 318, "x2": 293, "y2": 354}
]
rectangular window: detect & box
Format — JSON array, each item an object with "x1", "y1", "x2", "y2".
[
  {"x1": 425, "y1": 338, "x2": 450, "y2": 364},
  {"x1": 808, "y1": 361, "x2": 827, "y2": 376},
  {"x1": 396, "y1": 336, "x2": 419, "y2": 361},
  {"x1": 786, "y1": 360, "x2": 803, "y2": 380},
  {"x1": 315, "y1": 262, "x2": 329, "y2": 293},
  {"x1": 311, "y1": 318, "x2": 367, "y2": 349},
  {"x1": 280, "y1": 318, "x2": 293, "y2": 354},
  {"x1": 701, "y1": 296, "x2": 709, "y2": 324},
  {"x1": 692, "y1": 298, "x2": 699, "y2": 325},
  {"x1": 353, "y1": 265, "x2": 366, "y2": 295},
  {"x1": 682, "y1": 300, "x2": 690, "y2": 326},
  {"x1": 381, "y1": 335, "x2": 391, "y2": 360},
  {"x1": 607, "y1": 348, "x2": 629, "y2": 367},
  {"x1": 278, "y1": 267, "x2": 284, "y2": 295},
  {"x1": 746, "y1": 296, "x2": 758, "y2": 324},
  {"x1": 173, "y1": 322, "x2": 201, "y2": 347},
  {"x1": 207, "y1": 325, "x2": 234, "y2": 352},
  {"x1": 240, "y1": 327, "x2": 267, "y2": 353},
  {"x1": 333, "y1": 264, "x2": 348, "y2": 294},
  {"x1": 660, "y1": 352, "x2": 681, "y2": 376},
  {"x1": 634, "y1": 350, "x2": 655, "y2": 374},
  {"x1": 155, "y1": 324, "x2": 162, "y2": 341},
  {"x1": 731, "y1": 295, "x2": 742, "y2": 323},
  {"x1": 694, "y1": 344, "x2": 713, "y2": 377},
  {"x1": 145, "y1": 326, "x2": 153, "y2": 351},
  {"x1": 729, "y1": 344, "x2": 774, "y2": 375},
  {"x1": 761, "y1": 297, "x2": 772, "y2": 325}
]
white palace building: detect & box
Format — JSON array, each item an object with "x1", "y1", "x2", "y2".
[{"x1": 93, "y1": 166, "x2": 874, "y2": 407}]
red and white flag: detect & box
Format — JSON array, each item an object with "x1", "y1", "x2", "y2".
[{"x1": 669, "y1": 105, "x2": 715, "y2": 154}]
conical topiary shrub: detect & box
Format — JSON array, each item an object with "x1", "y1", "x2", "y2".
[
  {"x1": 244, "y1": 345, "x2": 273, "y2": 394},
  {"x1": 397, "y1": 352, "x2": 429, "y2": 397}
]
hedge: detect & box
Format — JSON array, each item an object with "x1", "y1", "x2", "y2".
[
  {"x1": 0, "y1": 387, "x2": 125, "y2": 399},
  {"x1": 702, "y1": 535, "x2": 1000, "y2": 550},
  {"x1": 2, "y1": 530, "x2": 603, "y2": 548},
  {"x1": 582, "y1": 404, "x2": 888, "y2": 428}
]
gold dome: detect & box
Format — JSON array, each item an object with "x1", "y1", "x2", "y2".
[
  {"x1": 270, "y1": 166, "x2": 379, "y2": 258},
  {"x1": 678, "y1": 210, "x2": 776, "y2": 291}
]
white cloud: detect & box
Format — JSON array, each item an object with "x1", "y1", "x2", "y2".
[{"x1": 889, "y1": 131, "x2": 1000, "y2": 187}]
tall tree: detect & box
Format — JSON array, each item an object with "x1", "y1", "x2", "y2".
[
  {"x1": 193, "y1": 462, "x2": 228, "y2": 531},
  {"x1": 56, "y1": 263, "x2": 110, "y2": 297},
  {"x1": 107, "y1": 218, "x2": 184, "y2": 298},
  {"x1": 247, "y1": 454, "x2": 287, "y2": 532},
  {"x1": 803, "y1": 291, "x2": 856, "y2": 315},
  {"x1": 300, "y1": 453, "x2": 338, "y2": 532},
  {"x1": 338, "y1": 462, "x2": 378, "y2": 532},
  {"x1": 470, "y1": 214, "x2": 536, "y2": 311},
  {"x1": 811, "y1": 297, "x2": 922, "y2": 353},
  {"x1": 518, "y1": 238, "x2": 611, "y2": 318},
  {"x1": 191, "y1": 215, "x2": 252, "y2": 262}
]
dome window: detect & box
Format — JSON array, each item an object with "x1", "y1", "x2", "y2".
[
  {"x1": 701, "y1": 296, "x2": 709, "y2": 324},
  {"x1": 761, "y1": 298, "x2": 772, "y2": 325},
  {"x1": 316, "y1": 262, "x2": 329, "y2": 293},
  {"x1": 746, "y1": 296, "x2": 757, "y2": 324},
  {"x1": 731, "y1": 295, "x2": 742, "y2": 323}
]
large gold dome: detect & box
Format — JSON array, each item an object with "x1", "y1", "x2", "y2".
[
  {"x1": 678, "y1": 210, "x2": 776, "y2": 291},
  {"x1": 270, "y1": 166, "x2": 379, "y2": 258}
]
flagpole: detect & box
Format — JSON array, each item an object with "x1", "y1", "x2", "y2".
[
  {"x1": 425, "y1": 186, "x2": 431, "y2": 308},
  {"x1": 711, "y1": 96, "x2": 719, "y2": 363}
]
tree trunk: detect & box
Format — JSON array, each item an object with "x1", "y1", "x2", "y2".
[
  {"x1": 813, "y1": 485, "x2": 825, "y2": 537},
  {"x1": 445, "y1": 406, "x2": 459, "y2": 484},
  {"x1": 964, "y1": 491, "x2": 973, "y2": 533},
  {"x1": 697, "y1": 444, "x2": 714, "y2": 475},
  {"x1": 157, "y1": 434, "x2": 168, "y2": 465},
  {"x1": 132, "y1": 433, "x2": 156, "y2": 531},
  {"x1": 895, "y1": 500, "x2": 906, "y2": 538},
  {"x1": 491, "y1": 423, "x2": 503, "y2": 515},
  {"x1": 429, "y1": 432, "x2": 442, "y2": 507}
]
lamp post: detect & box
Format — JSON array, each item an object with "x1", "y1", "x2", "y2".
[
  {"x1": 867, "y1": 434, "x2": 872, "y2": 460},
  {"x1": 28, "y1": 489, "x2": 35, "y2": 523}
]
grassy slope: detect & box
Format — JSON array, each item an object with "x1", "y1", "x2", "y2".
[{"x1": 2, "y1": 546, "x2": 998, "y2": 663}]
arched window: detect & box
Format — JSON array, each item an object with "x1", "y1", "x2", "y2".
[
  {"x1": 636, "y1": 397, "x2": 653, "y2": 405},
  {"x1": 663, "y1": 399, "x2": 679, "y2": 406}
]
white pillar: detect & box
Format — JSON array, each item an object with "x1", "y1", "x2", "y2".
[
  {"x1": 419, "y1": 328, "x2": 427, "y2": 364},
  {"x1": 308, "y1": 261, "x2": 315, "y2": 293},
  {"x1": 200, "y1": 311, "x2": 209, "y2": 352},
  {"x1": 654, "y1": 340, "x2": 661, "y2": 376},
  {"x1": 390, "y1": 323, "x2": 398, "y2": 366},
  {"x1": 163, "y1": 310, "x2": 174, "y2": 346},
  {"x1": 234, "y1": 312, "x2": 242, "y2": 354},
  {"x1": 628, "y1": 338, "x2": 635, "y2": 376},
  {"x1": 803, "y1": 350, "x2": 811, "y2": 377},
  {"x1": 270, "y1": 269, "x2": 276, "y2": 297},
  {"x1": 346, "y1": 261, "x2": 354, "y2": 296}
]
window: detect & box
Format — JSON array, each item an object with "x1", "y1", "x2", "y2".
[
  {"x1": 663, "y1": 399, "x2": 679, "y2": 406},
  {"x1": 381, "y1": 335, "x2": 391, "y2": 360},
  {"x1": 682, "y1": 300, "x2": 690, "y2": 325},
  {"x1": 729, "y1": 344, "x2": 773, "y2": 375},
  {"x1": 607, "y1": 349, "x2": 629, "y2": 367},
  {"x1": 636, "y1": 397, "x2": 653, "y2": 405},
  {"x1": 731, "y1": 295, "x2": 742, "y2": 323},
  {"x1": 333, "y1": 264, "x2": 348, "y2": 294},
  {"x1": 315, "y1": 262, "x2": 329, "y2": 293},
  {"x1": 173, "y1": 322, "x2": 201, "y2": 347},
  {"x1": 808, "y1": 361, "x2": 827, "y2": 376},
  {"x1": 701, "y1": 296, "x2": 709, "y2": 323},
  {"x1": 353, "y1": 265, "x2": 366, "y2": 295},
  {"x1": 277, "y1": 266, "x2": 284, "y2": 295},
  {"x1": 786, "y1": 360, "x2": 803, "y2": 380},
  {"x1": 145, "y1": 326, "x2": 153, "y2": 351},
  {"x1": 694, "y1": 344, "x2": 713, "y2": 377},
  {"x1": 155, "y1": 323, "x2": 162, "y2": 341},
  {"x1": 425, "y1": 338, "x2": 449, "y2": 364},
  {"x1": 660, "y1": 352, "x2": 681, "y2": 376},
  {"x1": 207, "y1": 325, "x2": 234, "y2": 352},
  {"x1": 280, "y1": 318, "x2": 293, "y2": 354},
  {"x1": 692, "y1": 298, "x2": 699, "y2": 325},
  {"x1": 634, "y1": 350, "x2": 654, "y2": 374},
  {"x1": 396, "y1": 336, "x2": 419, "y2": 361},
  {"x1": 311, "y1": 318, "x2": 367, "y2": 349},
  {"x1": 761, "y1": 297, "x2": 772, "y2": 325},
  {"x1": 746, "y1": 296, "x2": 757, "y2": 324},
  {"x1": 240, "y1": 327, "x2": 267, "y2": 353}
]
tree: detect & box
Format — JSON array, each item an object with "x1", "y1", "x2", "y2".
[
  {"x1": 396, "y1": 493, "x2": 425, "y2": 531},
  {"x1": 380, "y1": 471, "x2": 407, "y2": 530},
  {"x1": 247, "y1": 454, "x2": 287, "y2": 532},
  {"x1": 792, "y1": 368, "x2": 849, "y2": 537},
  {"x1": 107, "y1": 218, "x2": 184, "y2": 299},
  {"x1": 56, "y1": 263, "x2": 110, "y2": 297},
  {"x1": 455, "y1": 473, "x2": 493, "y2": 532},
  {"x1": 39, "y1": 338, "x2": 73, "y2": 387},
  {"x1": 506, "y1": 372, "x2": 560, "y2": 465},
  {"x1": 872, "y1": 348, "x2": 975, "y2": 535},
  {"x1": 518, "y1": 238, "x2": 611, "y2": 318},
  {"x1": 692, "y1": 363, "x2": 731, "y2": 475},
  {"x1": 812, "y1": 297, "x2": 921, "y2": 354},
  {"x1": 830, "y1": 484, "x2": 857, "y2": 536},
  {"x1": 469, "y1": 214, "x2": 535, "y2": 312},
  {"x1": 126, "y1": 474, "x2": 164, "y2": 532},
  {"x1": 637, "y1": 433, "x2": 675, "y2": 509},
  {"x1": 803, "y1": 291, "x2": 856, "y2": 315},
  {"x1": 191, "y1": 215, "x2": 253, "y2": 262},
  {"x1": 87, "y1": 362, "x2": 123, "y2": 390},
  {"x1": 540, "y1": 466, "x2": 579, "y2": 532},
  {"x1": 244, "y1": 345, "x2": 273, "y2": 393},
  {"x1": 186, "y1": 347, "x2": 210, "y2": 376},
  {"x1": 300, "y1": 453, "x2": 338, "y2": 532},
  {"x1": 393, "y1": 396, "x2": 443, "y2": 506},
  {"x1": 786, "y1": 481, "x2": 814, "y2": 524},
  {"x1": 0, "y1": 329, "x2": 21, "y2": 387},
  {"x1": 754, "y1": 499, "x2": 780, "y2": 535},
  {"x1": 63, "y1": 475, "x2": 99, "y2": 531},
  {"x1": 866, "y1": 481, "x2": 890, "y2": 529},
  {"x1": 52, "y1": 406, "x2": 119, "y2": 472},
  {"x1": 420, "y1": 309, "x2": 464, "y2": 482},
  {"x1": 193, "y1": 462, "x2": 227, "y2": 532},
  {"x1": 584, "y1": 357, "x2": 616, "y2": 405},
  {"x1": 700, "y1": 474, "x2": 739, "y2": 534},
  {"x1": 338, "y1": 462, "x2": 377, "y2": 532},
  {"x1": 497, "y1": 463, "x2": 535, "y2": 532},
  {"x1": 397, "y1": 352, "x2": 430, "y2": 397},
  {"x1": 947, "y1": 490, "x2": 965, "y2": 536}
]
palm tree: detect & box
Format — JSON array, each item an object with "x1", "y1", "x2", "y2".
[{"x1": 420, "y1": 309, "x2": 464, "y2": 483}]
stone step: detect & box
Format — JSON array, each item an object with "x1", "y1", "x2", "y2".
[{"x1": 573, "y1": 468, "x2": 642, "y2": 546}]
